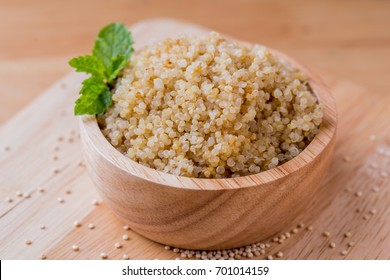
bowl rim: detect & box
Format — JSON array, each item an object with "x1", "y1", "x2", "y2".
[{"x1": 80, "y1": 47, "x2": 337, "y2": 191}]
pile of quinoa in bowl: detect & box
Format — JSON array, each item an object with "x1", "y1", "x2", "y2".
[{"x1": 98, "y1": 32, "x2": 324, "y2": 178}]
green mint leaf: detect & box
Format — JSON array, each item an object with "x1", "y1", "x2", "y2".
[
  {"x1": 69, "y1": 55, "x2": 105, "y2": 80},
  {"x1": 69, "y1": 22, "x2": 133, "y2": 115},
  {"x1": 79, "y1": 76, "x2": 107, "y2": 95},
  {"x1": 108, "y1": 55, "x2": 128, "y2": 82},
  {"x1": 74, "y1": 77, "x2": 111, "y2": 115},
  {"x1": 92, "y1": 22, "x2": 134, "y2": 80}
]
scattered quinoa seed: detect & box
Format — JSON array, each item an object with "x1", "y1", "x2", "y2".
[
  {"x1": 355, "y1": 191, "x2": 363, "y2": 197},
  {"x1": 38, "y1": 187, "x2": 45, "y2": 193},
  {"x1": 306, "y1": 226, "x2": 314, "y2": 231},
  {"x1": 122, "y1": 234, "x2": 129, "y2": 241},
  {"x1": 73, "y1": 221, "x2": 81, "y2": 227},
  {"x1": 52, "y1": 168, "x2": 60, "y2": 174},
  {"x1": 115, "y1": 242, "x2": 122, "y2": 249},
  {"x1": 291, "y1": 228, "x2": 299, "y2": 234},
  {"x1": 363, "y1": 215, "x2": 370, "y2": 221},
  {"x1": 40, "y1": 225, "x2": 46, "y2": 230},
  {"x1": 123, "y1": 254, "x2": 129, "y2": 260},
  {"x1": 340, "y1": 250, "x2": 348, "y2": 256},
  {"x1": 40, "y1": 254, "x2": 47, "y2": 260},
  {"x1": 25, "y1": 240, "x2": 32, "y2": 245},
  {"x1": 72, "y1": 245, "x2": 79, "y2": 251},
  {"x1": 6, "y1": 197, "x2": 13, "y2": 203},
  {"x1": 343, "y1": 155, "x2": 352, "y2": 162},
  {"x1": 369, "y1": 163, "x2": 378, "y2": 169},
  {"x1": 347, "y1": 242, "x2": 355, "y2": 247},
  {"x1": 323, "y1": 231, "x2": 330, "y2": 237},
  {"x1": 372, "y1": 187, "x2": 380, "y2": 193},
  {"x1": 123, "y1": 225, "x2": 130, "y2": 231},
  {"x1": 267, "y1": 255, "x2": 273, "y2": 260},
  {"x1": 88, "y1": 223, "x2": 95, "y2": 229},
  {"x1": 100, "y1": 253, "x2": 107, "y2": 259},
  {"x1": 164, "y1": 245, "x2": 171, "y2": 250},
  {"x1": 329, "y1": 242, "x2": 336, "y2": 248},
  {"x1": 57, "y1": 197, "x2": 65, "y2": 203},
  {"x1": 369, "y1": 209, "x2": 377, "y2": 215},
  {"x1": 92, "y1": 199, "x2": 100, "y2": 206},
  {"x1": 369, "y1": 134, "x2": 377, "y2": 141},
  {"x1": 297, "y1": 223, "x2": 305, "y2": 229},
  {"x1": 344, "y1": 232, "x2": 352, "y2": 238},
  {"x1": 16, "y1": 191, "x2": 23, "y2": 197},
  {"x1": 276, "y1": 251, "x2": 284, "y2": 258},
  {"x1": 65, "y1": 189, "x2": 72, "y2": 195}
]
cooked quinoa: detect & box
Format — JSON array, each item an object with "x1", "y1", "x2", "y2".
[{"x1": 98, "y1": 32, "x2": 323, "y2": 178}]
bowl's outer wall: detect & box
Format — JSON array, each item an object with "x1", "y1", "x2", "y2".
[{"x1": 81, "y1": 123, "x2": 335, "y2": 250}]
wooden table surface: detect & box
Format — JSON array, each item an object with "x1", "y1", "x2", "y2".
[{"x1": 0, "y1": 0, "x2": 389, "y2": 260}]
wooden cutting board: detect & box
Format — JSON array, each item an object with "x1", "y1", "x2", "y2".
[{"x1": 0, "y1": 19, "x2": 389, "y2": 260}]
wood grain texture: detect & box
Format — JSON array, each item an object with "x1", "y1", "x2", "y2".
[
  {"x1": 79, "y1": 45, "x2": 337, "y2": 250},
  {"x1": 0, "y1": 19, "x2": 389, "y2": 260}
]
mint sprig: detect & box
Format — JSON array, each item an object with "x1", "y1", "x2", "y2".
[{"x1": 69, "y1": 22, "x2": 134, "y2": 115}]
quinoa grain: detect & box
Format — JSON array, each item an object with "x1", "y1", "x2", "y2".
[
  {"x1": 73, "y1": 221, "x2": 81, "y2": 227},
  {"x1": 306, "y1": 226, "x2": 314, "y2": 231},
  {"x1": 92, "y1": 199, "x2": 100, "y2": 206},
  {"x1": 99, "y1": 32, "x2": 323, "y2": 178}
]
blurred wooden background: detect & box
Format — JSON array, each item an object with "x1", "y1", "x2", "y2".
[{"x1": 0, "y1": 0, "x2": 389, "y2": 123}]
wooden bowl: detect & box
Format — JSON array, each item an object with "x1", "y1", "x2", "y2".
[{"x1": 79, "y1": 48, "x2": 337, "y2": 250}]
